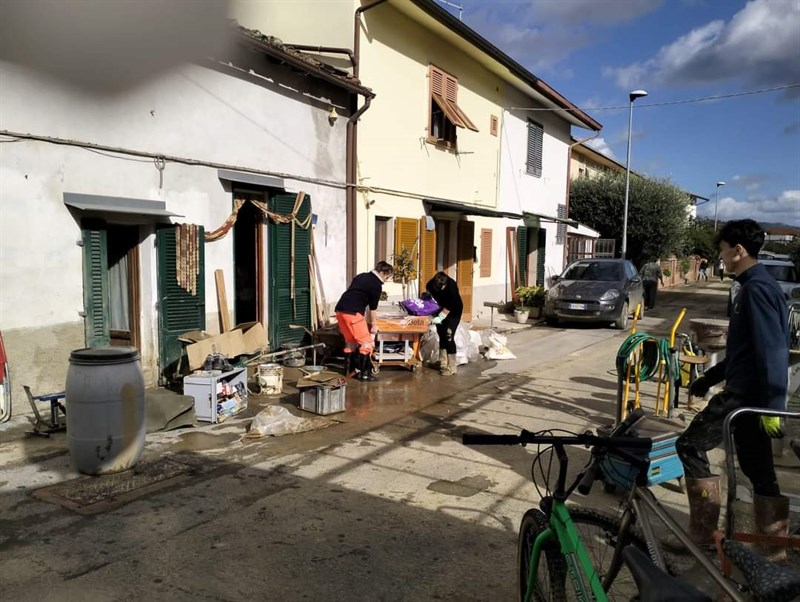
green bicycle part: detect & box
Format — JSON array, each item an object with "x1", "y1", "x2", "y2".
[{"x1": 550, "y1": 502, "x2": 607, "y2": 601}]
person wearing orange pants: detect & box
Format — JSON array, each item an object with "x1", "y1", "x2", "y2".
[{"x1": 334, "y1": 261, "x2": 394, "y2": 381}]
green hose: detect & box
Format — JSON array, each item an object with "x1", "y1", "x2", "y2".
[{"x1": 616, "y1": 332, "x2": 679, "y2": 393}]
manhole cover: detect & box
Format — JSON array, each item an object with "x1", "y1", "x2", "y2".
[{"x1": 33, "y1": 457, "x2": 193, "y2": 514}]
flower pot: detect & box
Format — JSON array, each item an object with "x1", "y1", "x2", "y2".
[
  {"x1": 529, "y1": 307, "x2": 542, "y2": 319},
  {"x1": 514, "y1": 309, "x2": 530, "y2": 324}
]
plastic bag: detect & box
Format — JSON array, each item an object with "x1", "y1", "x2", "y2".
[
  {"x1": 244, "y1": 405, "x2": 330, "y2": 439},
  {"x1": 400, "y1": 297, "x2": 440, "y2": 316},
  {"x1": 420, "y1": 326, "x2": 440, "y2": 364},
  {"x1": 481, "y1": 329, "x2": 516, "y2": 360}
]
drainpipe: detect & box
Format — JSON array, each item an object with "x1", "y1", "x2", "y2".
[
  {"x1": 346, "y1": 0, "x2": 390, "y2": 281},
  {"x1": 564, "y1": 132, "x2": 600, "y2": 267}
]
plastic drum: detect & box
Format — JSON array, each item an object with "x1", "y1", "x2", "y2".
[{"x1": 66, "y1": 347, "x2": 145, "y2": 475}]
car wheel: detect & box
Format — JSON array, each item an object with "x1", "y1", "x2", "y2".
[
  {"x1": 546, "y1": 315, "x2": 559, "y2": 327},
  {"x1": 614, "y1": 302, "x2": 629, "y2": 330}
]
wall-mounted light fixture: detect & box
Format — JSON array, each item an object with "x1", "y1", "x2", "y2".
[{"x1": 328, "y1": 106, "x2": 339, "y2": 125}]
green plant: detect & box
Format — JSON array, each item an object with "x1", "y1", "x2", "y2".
[
  {"x1": 663, "y1": 268, "x2": 672, "y2": 278},
  {"x1": 391, "y1": 246, "x2": 417, "y2": 298},
  {"x1": 679, "y1": 257, "x2": 691, "y2": 277},
  {"x1": 515, "y1": 285, "x2": 545, "y2": 309}
]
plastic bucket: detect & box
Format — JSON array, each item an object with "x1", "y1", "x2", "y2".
[
  {"x1": 258, "y1": 363, "x2": 284, "y2": 395},
  {"x1": 66, "y1": 347, "x2": 145, "y2": 475}
]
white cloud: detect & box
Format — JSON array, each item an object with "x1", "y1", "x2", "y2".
[
  {"x1": 699, "y1": 189, "x2": 800, "y2": 225},
  {"x1": 529, "y1": 0, "x2": 662, "y2": 26},
  {"x1": 605, "y1": 0, "x2": 800, "y2": 94},
  {"x1": 584, "y1": 136, "x2": 617, "y2": 160},
  {"x1": 731, "y1": 173, "x2": 767, "y2": 192}
]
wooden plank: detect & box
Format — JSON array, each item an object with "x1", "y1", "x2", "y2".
[{"x1": 215, "y1": 269, "x2": 231, "y2": 333}]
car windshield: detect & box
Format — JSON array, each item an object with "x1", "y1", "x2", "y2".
[
  {"x1": 562, "y1": 262, "x2": 623, "y2": 282},
  {"x1": 765, "y1": 264, "x2": 799, "y2": 283}
]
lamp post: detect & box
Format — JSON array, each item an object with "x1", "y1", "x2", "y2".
[
  {"x1": 621, "y1": 89, "x2": 648, "y2": 260},
  {"x1": 713, "y1": 181, "x2": 726, "y2": 231}
]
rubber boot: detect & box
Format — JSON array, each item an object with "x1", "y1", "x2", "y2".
[
  {"x1": 436, "y1": 349, "x2": 447, "y2": 370},
  {"x1": 662, "y1": 476, "x2": 721, "y2": 553},
  {"x1": 344, "y1": 352, "x2": 357, "y2": 377},
  {"x1": 753, "y1": 494, "x2": 789, "y2": 562},
  {"x1": 447, "y1": 354, "x2": 458, "y2": 376},
  {"x1": 440, "y1": 352, "x2": 453, "y2": 376},
  {"x1": 357, "y1": 354, "x2": 377, "y2": 382}
]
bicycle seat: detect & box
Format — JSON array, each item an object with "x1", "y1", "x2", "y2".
[
  {"x1": 622, "y1": 545, "x2": 711, "y2": 602},
  {"x1": 723, "y1": 539, "x2": 800, "y2": 602}
]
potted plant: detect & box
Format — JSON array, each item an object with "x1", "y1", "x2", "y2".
[
  {"x1": 514, "y1": 285, "x2": 545, "y2": 322},
  {"x1": 391, "y1": 246, "x2": 417, "y2": 300}
]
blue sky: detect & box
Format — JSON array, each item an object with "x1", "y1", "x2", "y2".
[{"x1": 444, "y1": 0, "x2": 800, "y2": 227}]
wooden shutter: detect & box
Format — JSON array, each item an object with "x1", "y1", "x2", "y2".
[
  {"x1": 536, "y1": 228, "x2": 547, "y2": 287},
  {"x1": 82, "y1": 227, "x2": 110, "y2": 348},
  {"x1": 429, "y1": 64, "x2": 478, "y2": 132},
  {"x1": 526, "y1": 120, "x2": 543, "y2": 177},
  {"x1": 418, "y1": 216, "x2": 437, "y2": 291},
  {"x1": 556, "y1": 204, "x2": 567, "y2": 244},
  {"x1": 479, "y1": 228, "x2": 492, "y2": 277},
  {"x1": 457, "y1": 221, "x2": 475, "y2": 321},
  {"x1": 156, "y1": 225, "x2": 205, "y2": 383},
  {"x1": 517, "y1": 225, "x2": 528, "y2": 287},
  {"x1": 394, "y1": 217, "x2": 419, "y2": 282},
  {"x1": 268, "y1": 193, "x2": 311, "y2": 350}
]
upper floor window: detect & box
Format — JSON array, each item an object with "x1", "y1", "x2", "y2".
[
  {"x1": 526, "y1": 119, "x2": 543, "y2": 177},
  {"x1": 428, "y1": 64, "x2": 478, "y2": 148}
]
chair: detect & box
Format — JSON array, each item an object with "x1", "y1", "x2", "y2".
[{"x1": 23, "y1": 385, "x2": 66, "y2": 437}]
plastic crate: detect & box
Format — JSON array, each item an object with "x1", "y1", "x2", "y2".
[
  {"x1": 299, "y1": 385, "x2": 346, "y2": 415},
  {"x1": 599, "y1": 421, "x2": 684, "y2": 490}
]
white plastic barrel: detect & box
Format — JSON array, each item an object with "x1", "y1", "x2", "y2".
[
  {"x1": 258, "y1": 363, "x2": 283, "y2": 395},
  {"x1": 66, "y1": 347, "x2": 145, "y2": 475}
]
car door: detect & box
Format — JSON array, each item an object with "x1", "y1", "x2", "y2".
[{"x1": 625, "y1": 262, "x2": 644, "y2": 313}]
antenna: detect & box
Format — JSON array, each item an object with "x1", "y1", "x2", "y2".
[{"x1": 437, "y1": 0, "x2": 463, "y2": 21}]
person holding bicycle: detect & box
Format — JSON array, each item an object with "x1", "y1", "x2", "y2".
[{"x1": 671, "y1": 220, "x2": 790, "y2": 559}]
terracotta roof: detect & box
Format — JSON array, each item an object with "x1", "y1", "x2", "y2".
[{"x1": 234, "y1": 24, "x2": 374, "y2": 98}]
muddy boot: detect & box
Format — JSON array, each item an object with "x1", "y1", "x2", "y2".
[
  {"x1": 662, "y1": 476, "x2": 721, "y2": 553},
  {"x1": 344, "y1": 352, "x2": 358, "y2": 377},
  {"x1": 435, "y1": 349, "x2": 447, "y2": 369},
  {"x1": 753, "y1": 494, "x2": 789, "y2": 562},
  {"x1": 440, "y1": 353, "x2": 453, "y2": 376},
  {"x1": 357, "y1": 354, "x2": 377, "y2": 382},
  {"x1": 447, "y1": 354, "x2": 458, "y2": 375}
]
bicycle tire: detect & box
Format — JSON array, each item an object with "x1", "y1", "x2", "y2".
[
  {"x1": 567, "y1": 507, "x2": 674, "y2": 602},
  {"x1": 518, "y1": 508, "x2": 567, "y2": 602}
]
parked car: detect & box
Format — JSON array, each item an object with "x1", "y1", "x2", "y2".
[
  {"x1": 727, "y1": 258, "x2": 800, "y2": 316},
  {"x1": 544, "y1": 258, "x2": 644, "y2": 330}
]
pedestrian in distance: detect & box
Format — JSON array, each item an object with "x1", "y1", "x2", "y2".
[
  {"x1": 425, "y1": 271, "x2": 464, "y2": 376},
  {"x1": 334, "y1": 261, "x2": 394, "y2": 382},
  {"x1": 718, "y1": 258, "x2": 725, "y2": 281},
  {"x1": 667, "y1": 220, "x2": 790, "y2": 560},
  {"x1": 639, "y1": 257, "x2": 664, "y2": 310},
  {"x1": 698, "y1": 257, "x2": 709, "y2": 281}
]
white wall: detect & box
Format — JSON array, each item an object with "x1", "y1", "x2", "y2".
[{"x1": 0, "y1": 56, "x2": 349, "y2": 396}]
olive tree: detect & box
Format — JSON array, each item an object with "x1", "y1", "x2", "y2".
[{"x1": 569, "y1": 172, "x2": 690, "y2": 266}]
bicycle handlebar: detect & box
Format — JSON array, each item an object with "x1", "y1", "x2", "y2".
[{"x1": 462, "y1": 430, "x2": 652, "y2": 449}]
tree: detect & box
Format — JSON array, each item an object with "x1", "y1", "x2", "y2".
[
  {"x1": 684, "y1": 217, "x2": 718, "y2": 260},
  {"x1": 569, "y1": 172, "x2": 690, "y2": 266}
]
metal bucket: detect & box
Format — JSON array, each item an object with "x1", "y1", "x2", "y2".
[{"x1": 257, "y1": 363, "x2": 283, "y2": 395}]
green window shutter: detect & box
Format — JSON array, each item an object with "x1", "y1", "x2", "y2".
[
  {"x1": 526, "y1": 120, "x2": 543, "y2": 177},
  {"x1": 82, "y1": 227, "x2": 110, "y2": 347},
  {"x1": 517, "y1": 226, "x2": 528, "y2": 287},
  {"x1": 268, "y1": 193, "x2": 311, "y2": 350},
  {"x1": 536, "y1": 228, "x2": 547, "y2": 287},
  {"x1": 156, "y1": 225, "x2": 205, "y2": 383}
]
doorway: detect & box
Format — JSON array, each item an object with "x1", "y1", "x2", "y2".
[
  {"x1": 233, "y1": 196, "x2": 264, "y2": 325},
  {"x1": 107, "y1": 225, "x2": 141, "y2": 348}
]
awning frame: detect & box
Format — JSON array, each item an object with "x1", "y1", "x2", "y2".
[
  {"x1": 64, "y1": 192, "x2": 183, "y2": 220},
  {"x1": 424, "y1": 199, "x2": 522, "y2": 219}
]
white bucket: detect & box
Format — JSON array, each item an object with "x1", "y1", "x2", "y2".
[{"x1": 258, "y1": 363, "x2": 283, "y2": 395}]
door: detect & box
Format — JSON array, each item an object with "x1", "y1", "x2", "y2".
[
  {"x1": 233, "y1": 196, "x2": 264, "y2": 325},
  {"x1": 418, "y1": 216, "x2": 437, "y2": 291},
  {"x1": 157, "y1": 225, "x2": 205, "y2": 384},
  {"x1": 456, "y1": 220, "x2": 474, "y2": 321},
  {"x1": 268, "y1": 193, "x2": 311, "y2": 350},
  {"x1": 535, "y1": 228, "x2": 546, "y2": 287}
]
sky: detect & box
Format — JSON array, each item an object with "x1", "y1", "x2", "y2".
[{"x1": 442, "y1": 0, "x2": 800, "y2": 227}]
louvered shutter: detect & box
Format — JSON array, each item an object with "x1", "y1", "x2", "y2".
[
  {"x1": 517, "y1": 226, "x2": 528, "y2": 287},
  {"x1": 268, "y1": 193, "x2": 311, "y2": 350},
  {"x1": 156, "y1": 225, "x2": 205, "y2": 383},
  {"x1": 394, "y1": 217, "x2": 419, "y2": 283},
  {"x1": 556, "y1": 204, "x2": 567, "y2": 244},
  {"x1": 526, "y1": 120, "x2": 543, "y2": 177},
  {"x1": 457, "y1": 220, "x2": 475, "y2": 321},
  {"x1": 536, "y1": 229, "x2": 547, "y2": 287},
  {"x1": 480, "y1": 229, "x2": 492, "y2": 277},
  {"x1": 82, "y1": 227, "x2": 110, "y2": 348},
  {"x1": 418, "y1": 216, "x2": 437, "y2": 290}
]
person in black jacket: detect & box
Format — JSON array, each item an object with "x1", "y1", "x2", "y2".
[
  {"x1": 425, "y1": 271, "x2": 463, "y2": 376},
  {"x1": 335, "y1": 261, "x2": 394, "y2": 381},
  {"x1": 666, "y1": 220, "x2": 790, "y2": 559}
]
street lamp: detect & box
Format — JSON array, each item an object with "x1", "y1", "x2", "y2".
[
  {"x1": 621, "y1": 89, "x2": 648, "y2": 260},
  {"x1": 713, "y1": 181, "x2": 726, "y2": 231}
]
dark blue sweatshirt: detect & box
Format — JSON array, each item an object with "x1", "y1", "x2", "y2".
[{"x1": 705, "y1": 263, "x2": 789, "y2": 410}]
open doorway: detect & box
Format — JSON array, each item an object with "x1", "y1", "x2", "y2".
[
  {"x1": 233, "y1": 196, "x2": 264, "y2": 325},
  {"x1": 107, "y1": 225, "x2": 141, "y2": 347}
]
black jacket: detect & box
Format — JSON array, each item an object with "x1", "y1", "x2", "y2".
[
  {"x1": 704, "y1": 263, "x2": 789, "y2": 410},
  {"x1": 426, "y1": 275, "x2": 463, "y2": 318},
  {"x1": 335, "y1": 272, "x2": 383, "y2": 315}
]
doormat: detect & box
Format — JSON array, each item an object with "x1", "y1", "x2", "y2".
[{"x1": 32, "y1": 457, "x2": 194, "y2": 515}]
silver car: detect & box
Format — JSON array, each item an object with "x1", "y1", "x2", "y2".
[
  {"x1": 544, "y1": 258, "x2": 645, "y2": 330},
  {"x1": 728, "y1": 259, "x2": 800, "y2": 315}
]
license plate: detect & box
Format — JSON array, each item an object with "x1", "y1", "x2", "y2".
[{"x1": 567, "y1": 303, "x2": 587, "y2": 310}]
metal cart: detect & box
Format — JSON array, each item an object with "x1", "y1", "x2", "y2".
[{"x1": 371, "y1": 315, "x2": 430, "y2": 373}]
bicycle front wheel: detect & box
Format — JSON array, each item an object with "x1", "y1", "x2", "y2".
[
  {"x1": 518, "y1": 509, "x2": 567, "y2": 602},
  {"x1": 567, "y1": 507, "x2": 659, "y2": 602}
]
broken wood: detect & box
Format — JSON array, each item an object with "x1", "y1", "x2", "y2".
[{"x1": 214, "y1": 269, "x2": 231, "y2": 333}]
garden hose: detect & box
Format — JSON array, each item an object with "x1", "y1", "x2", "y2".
[{"x1": 616, "y1": 332, "x2": 679, "y2": 420}]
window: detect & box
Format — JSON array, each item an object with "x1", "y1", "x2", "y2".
[
  {"x1": 375, "y1": 216, "x2": 391, "y2": 265},
  {"x1": 428, "y1": 64, "x2": 478, "y2": 148},
  {"x1": 480, "y1": 229, "x2": 492, "y2": 277},
  {"x1": 556, "y1": 204, "x2": 567, "y2": 244},
  {"x1": 525, "y1": 119, "x2": 543, "y2": 177}
]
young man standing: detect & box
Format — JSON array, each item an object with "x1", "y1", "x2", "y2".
[
  {"x1": 334, "y1": 261, "x2": 394, "y2": 382},
  {"x1": 639, "y1": 257, "x2": 664, "y2": 310},
  {"x1": 425, "y1": 271, "x2": 463, "y2": 376},
  {"x1": 671, "y1": 220, "x2": 790, "y2": 559}
]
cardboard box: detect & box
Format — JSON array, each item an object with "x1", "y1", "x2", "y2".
[
  {"x1": 232, "y1": 322, "x2": 268, "y2": 353},
  {"x1": 182, "y1": 322, "x2": 268, "y2": 371}
]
